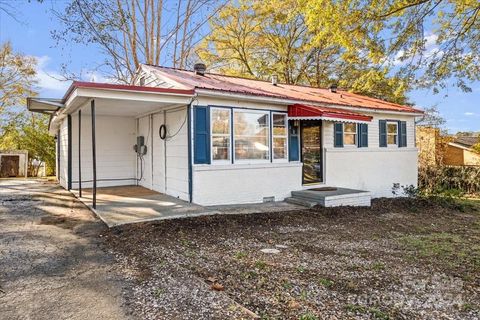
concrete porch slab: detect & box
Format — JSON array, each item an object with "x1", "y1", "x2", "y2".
[{"x1": 71, "y1": 185, "x2": 219, "y2": 227}]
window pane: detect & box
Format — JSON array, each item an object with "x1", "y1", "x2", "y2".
[
  {"x1": 234, "y1": 111, "x2": 270, "y2": 160},
  {"x1": 387, "y1": 123, "x2": 397, "y2": 134},
  {"x1": 387, "y1": 135, "x2": 397, "y2": 145},
  {"x1": 344, "y1": 123, "x2": 356, "y2": 133},
  {"x1": 273, "y1": 137, "x2": 287, "y2": 159},
  {"x1": 344, "y1": 133, "x2": 356, "y2": 145},
  {"x1": 212, "y1": 136, "x2": 230, "y2": 160},
  {"x1": 273, "y1": 114, "x2": 287, "y2": 136},
  {"x1": 212, "y1": 109, "x2": 230, "y2": 134}
]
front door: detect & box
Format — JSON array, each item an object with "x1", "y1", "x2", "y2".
[{"x1": 301, "y1": 121, "x2": 322, "y2": 184}]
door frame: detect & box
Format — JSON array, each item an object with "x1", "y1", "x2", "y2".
[{"x1": 300, "y1": 120, "x2": 323, "y2": 185}]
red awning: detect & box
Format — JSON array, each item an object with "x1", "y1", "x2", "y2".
[{"x1": 288, "y1": 104, "x2": 372, "y2": 122}]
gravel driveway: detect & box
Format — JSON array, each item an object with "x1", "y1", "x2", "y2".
[{"x1": 0, "y1": 179, "x2": 129, "y2": 320}]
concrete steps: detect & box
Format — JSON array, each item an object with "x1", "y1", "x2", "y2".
[
  {"x1": 284, "y1": 196, "x2": 318, "y2": 208},
  {"x1": 286, "y1": 187, "x2": 371, "y2": 208}
]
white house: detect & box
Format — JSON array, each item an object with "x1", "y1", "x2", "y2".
[{"x1": 27, "y1": 63, "x2": 422, "y2": 207}]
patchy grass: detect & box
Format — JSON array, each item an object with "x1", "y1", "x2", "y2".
[
  {"x1": 106, "y1": 197, "x2": 480, "y2": 319},
  {"x1": 345, "y1": 304, "x2": 390, "y2": 319}
]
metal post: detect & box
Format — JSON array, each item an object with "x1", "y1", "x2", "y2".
[
  {"x1": 91, "y1": 100, "x2": 97, "y2": 209},
  {"x1": 78, "y1": 109, "x2": 82, "y2": 197},
  {"x1": 67, "y1": 114, "x2": 72, "y2": 190}
]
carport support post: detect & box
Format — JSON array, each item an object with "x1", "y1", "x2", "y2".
[
  {"x1": 78, "y1": 109, "x2": 82, "y2": 197},
  {"x1": 91, "y1": 100, "x2": 97, "y2": 209}
]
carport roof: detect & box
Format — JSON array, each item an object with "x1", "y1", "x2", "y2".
[{"x1": 27, "y1": 81, "x2": 195, "y2": 114}]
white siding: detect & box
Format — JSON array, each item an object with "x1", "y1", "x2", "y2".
[
  {"x1": 152, "y1": 113, "x2": 166, "y2": 193},
  {"x1": 137, "y1": 106, "x2": 189, "y2": 201},
  {"x1": 70, "y1": 114, "x2": 137, "y2": 189},
  {"x1": 323, "y1": 113, "x2": 415, "y2": 149},
  {"x1": 164, "y1": 107, "x2": 189, "y2": 200},
  {"x1": 137, "y1": 116, "x2": 153, "y2": 189},
  {"x1": 59, "y1": 118, "x2": 69, "y2": 188}
]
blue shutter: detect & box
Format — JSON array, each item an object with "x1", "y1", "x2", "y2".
[
  {"x1": 398, "y1": 121, "x2": 407, "y2": 147},
  {"x1": 288, "y1": 121, "x2": 300, "y2": 161},
  {"x1": 334, "y1": 123, "x2": 343, "y2": 147},
  {"x1": 379, "y1": 120, "x2": 387, "y2": 147},
  {"x1": 358, "y1": 123, "x2": 368, "y2": 147},
  {"x1": 193, "y1": 106, "x2": 210, "y2": 164}
]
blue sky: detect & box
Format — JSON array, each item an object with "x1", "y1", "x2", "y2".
[{"x1": 1, "y1": 0, "x2": 479, "y2": 133}]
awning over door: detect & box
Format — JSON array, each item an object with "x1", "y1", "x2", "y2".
[{"x1": 288, "y1": 104, "x2": 372, "y2": 123}]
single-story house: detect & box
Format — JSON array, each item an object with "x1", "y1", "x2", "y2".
[
  {"x1": 27, "y1": 63, "x2": 423, "y2": 207},
  {"x1": 0, "y1": 150, "x2": 28, "y2": 178},
  {"x1": 444, "y1": 136, "x2": 480, "y2": 166}
]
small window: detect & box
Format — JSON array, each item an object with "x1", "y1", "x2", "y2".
[
  {"x1": 234, "y1": 110, "x2": 270, "y2": 161},
  {"x1": 387, "y1": 122, "x2": 398, "y2": 145},
  {"x1": 211, "y1": 108, "x2": 231, "y2": 162},
  {"x1": 272, "y1": 113, "x2": 288, "y2": 160},
  {"x1": 343, "y1": 123, "x2": 357, "y2": 145}
]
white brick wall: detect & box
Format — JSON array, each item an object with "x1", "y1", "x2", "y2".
[{"x1": 192, "y1": 163, "x2": 302, "y2": 205}]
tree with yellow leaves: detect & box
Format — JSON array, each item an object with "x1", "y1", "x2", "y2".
[{"x1": 197, "y1": 0, "x2": 411, "y2": 104}]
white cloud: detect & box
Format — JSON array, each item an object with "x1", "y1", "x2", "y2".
[
  {"x1": 464, "y1": 112, "x2": 478, "y2": 117},
  {"x1": 33, "y1": 55, "x2": 71, "y2": 93},
  {"x1": 391, "y1": 32, "x2": 441, "y2": 66}
]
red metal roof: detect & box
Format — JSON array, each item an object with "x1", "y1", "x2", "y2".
[
  {"x1": 62, "y1": 81, "x2": 195, "y2": 102},
  {"x1": 288, "y1": 104, "x2": 373, "y2": 122},
  {"x1": 146, "y1": 65, "x2": 423, "y2": 114}
]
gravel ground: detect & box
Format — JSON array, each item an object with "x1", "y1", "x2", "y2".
[
  {"x1": 0, "y1": 179, "x2": 129, "y2": 320},
  {"x1": 106, "y1": 197, "x2": 480, "y2": 320}
]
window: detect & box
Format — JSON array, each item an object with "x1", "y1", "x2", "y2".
[
  {"x1": 387, "y1": 122, "x2": 398, "y2": 145},
  {"x1": 343, "y1": 123, "x2": 357, "y2": 145},
  {"x1": 234, "y1": 110, "x2": 270, "y2": 161},
  {"x1": 211, "y1": 108, "x2": 231, "y2": 162},
  {"x1": 272, "y1": 113, "x2": 288, "y2": 160}
]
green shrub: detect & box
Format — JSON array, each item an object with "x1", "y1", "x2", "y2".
[{"x1": 419, "y1": 165, "x2": 480, "y2": 195}]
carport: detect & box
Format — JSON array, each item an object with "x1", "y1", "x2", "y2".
[
  {"x1": 28, "y1": 82, "x2": 210, "y2": 226},
  {"x1": 71, "y1": 185, "x2": 215, "y2": 227}
]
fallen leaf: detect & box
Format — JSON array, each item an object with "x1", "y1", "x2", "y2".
[
  {"x1": 206, "y1": 276, "x2": 217, "y2": 283},
  {"x1": 211, "y1": 283, "x2": 224, "y2": 291},
  {"x1": 288, "y1": 299, "x2": 300, "y2": 310}
]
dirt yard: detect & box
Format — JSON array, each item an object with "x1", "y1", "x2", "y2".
[
  {"x1": 105, "y1": 197, "x2": 480, "y2": 320},
  {"x1": 0, "y1": 179, "x2": 129, "y2": 320}
]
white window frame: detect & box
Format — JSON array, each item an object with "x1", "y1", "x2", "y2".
[
  {"x1": 233, "y1": 109, "x2": 271, "y2": 164},
  {"x1": 387, "y1": 121, "x2": 398, "y2": 146},
  {"x1": 272, "y1": 112, "x2": 289, "y2": 162},
  {"x1": 210, "y1": 107, "x2": 232, "y2": 164},
  {"x1": 343, "y1": 123, "x2": 357, "y2": 147}
]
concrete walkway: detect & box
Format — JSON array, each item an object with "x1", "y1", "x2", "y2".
[
  {"x1": 0, "y1": 179, "x2": 129, "y2": 320},
  {"x1": 72, "y1": 186, "x2": 218, "y2": 227}
]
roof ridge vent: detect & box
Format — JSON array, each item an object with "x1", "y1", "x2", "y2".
[{"x1": 194, "y1": 63, "x2": 206, "y2": 76}]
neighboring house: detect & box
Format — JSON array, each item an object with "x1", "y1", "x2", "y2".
[
  {"x1": 0, "y1": 150, "x2": 28, "y2": 178},
  {"x1": 444, "y1": 136, "x2": 480, "y2": 166},
  {"x1": 27, "y1": 64, "x2": 423, "y2": 206}
]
